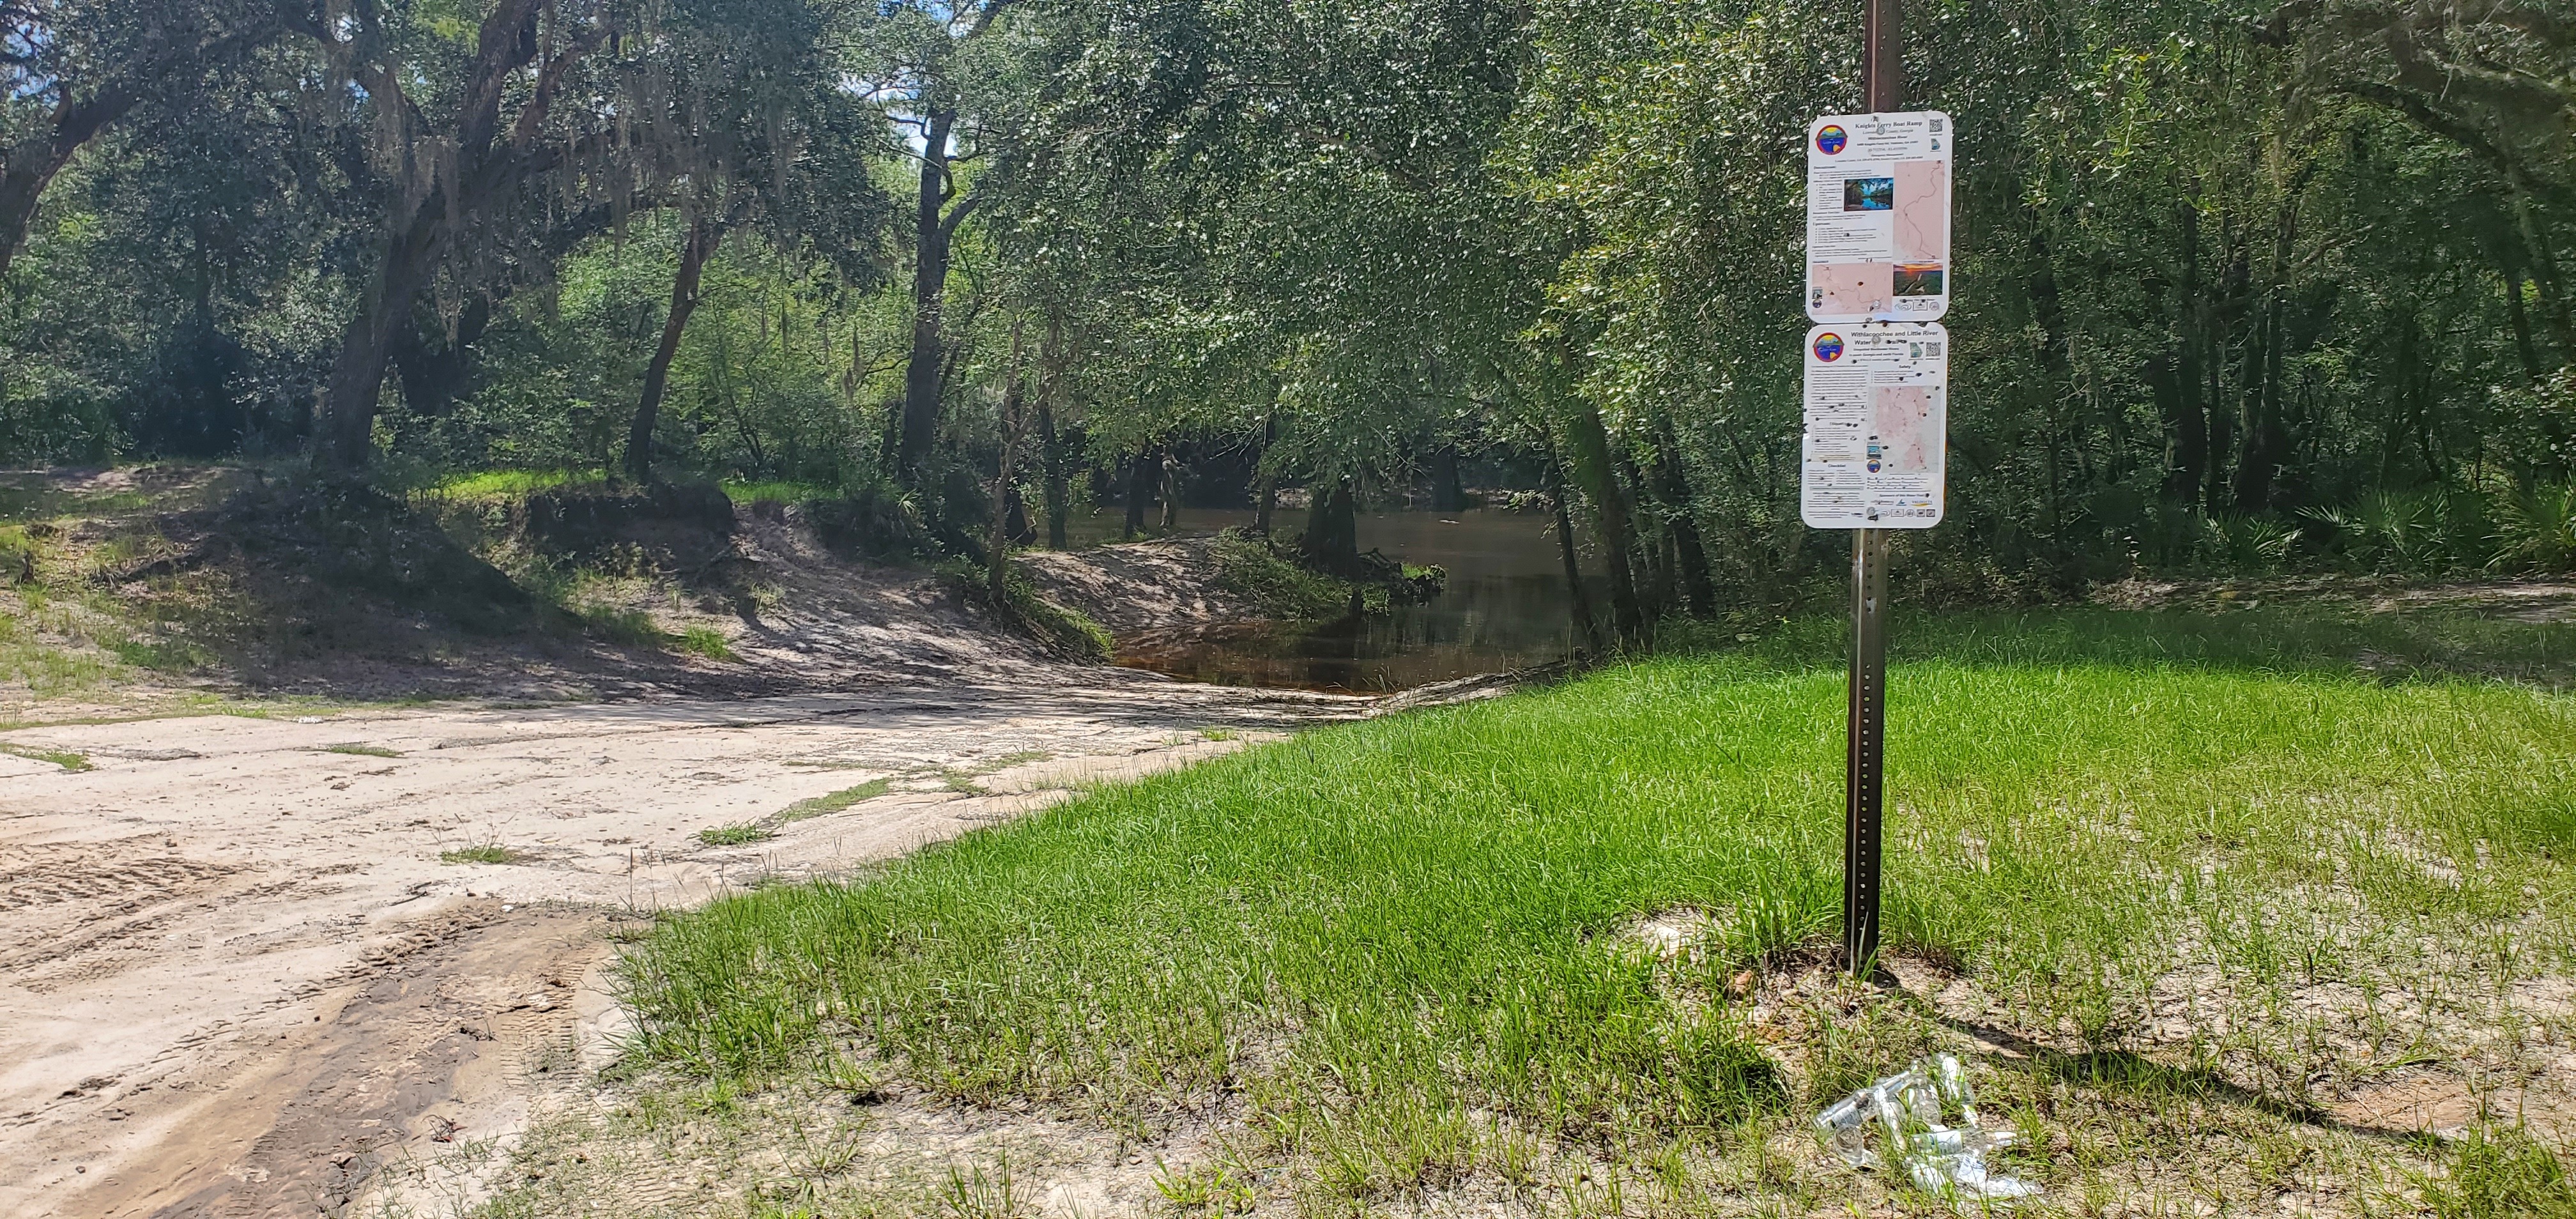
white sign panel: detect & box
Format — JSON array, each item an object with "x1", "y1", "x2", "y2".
[
  {"x1": 1805, "y1": 111, "x2": 1952, "y2": 324},
  {"x1": 1801, "y1": 323, "x2": 1947, "y2": 529}
]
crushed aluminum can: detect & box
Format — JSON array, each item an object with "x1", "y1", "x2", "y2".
[{"x1": 1812, "y1": 1054, "x2": 2041, "y2": 1205}]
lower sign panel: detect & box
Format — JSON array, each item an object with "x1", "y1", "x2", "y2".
[{"x1": 1801, "y1": 323, "x2": 1947, "y2": 529}]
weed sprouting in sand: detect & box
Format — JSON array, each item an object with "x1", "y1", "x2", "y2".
[
  {"x1": 698, "y1": 824, "x2": 777, "y2": 847},
  {"x1": 440, "y1": 843, "x2": 523, "y2": 865},
  {"x1": 0, "y1": 741, "x2": 91, "y2": 770},
  {"x1": 322, "y1": 742, "x2": 401, "y2": 758},
  {"x1": 774, "y1": 779, "x2": 892, "y2": 824}
]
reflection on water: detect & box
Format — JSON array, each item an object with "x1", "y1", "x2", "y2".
[{"x1": 1091, "y1": 507, "x2": 1597, "y2": 693}]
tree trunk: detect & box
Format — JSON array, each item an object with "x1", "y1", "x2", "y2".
[
  {"x1": 2508, "y1": 185, "x2": 2576, "y2": 362},
  {"x1": 627, "y1": 218, "x2": 717, "y2": 484},
  {"x1": 2234, "y1": 205, "x2": 2296, "y2": 512},
  {"x1": 1649, "y1": 412, "x2": 1716, "y2": 616},
  {"x1": 1124, "y1": 448, "x2": 1152, "y2": 539},
  {"x1": 320, "y1": 211, "x2": 445, "y2": 469},
  {"x1": 1563, "y1": 399, "x2": 1644, "y2": 645},
  {"x1": 391, "y1": 295, "x2": 495, "y2": 420},
  {"x1": 1429, "y1": 445, "x2": 1468, "y2": 511},
  {"x1": 1300, "y1": 477, "x2": 1360, "y2": 571},
  {"x1": 1544, "y1": 455, "x2": 1603, "y2": 655},
  {"x1": 2506, "y1": 269, "x2": 2545, "y2": 381},
  {"x1": 1618, "y1": 450, "x2": 1671, "y2": 615},
  {"x1": 2169, "y1": 199, "x2": 2210, "y2": 504},
  {"x1": 0, "y1": 86, "x2": 141, "y2": 281},
  {"x1": 988, "y1": 328, "x2": 1027, "y2": 605},
  {"x1": 1038, "y1": 403, "x2": 1068, "y2": 549},
  {"x1": 1039, "y1": 317, "x2": 1070, "y2": 549},
  {"x1": 1253, "y1": 410, "x2": 1279, "y2": 533},
  {"x1": 1157, "y1": 452, "x2": 1179, "y2": 530},
  {"x1": 898, "y1": 109, "x2": 967, "y2": 484}
]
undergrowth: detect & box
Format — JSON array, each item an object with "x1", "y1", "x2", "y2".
[{"x1": 1210, "y1": 527, "x2": 1354, "y2": 620}]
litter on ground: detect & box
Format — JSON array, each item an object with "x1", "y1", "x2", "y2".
[{"x1": 1814, "y1": 1054, "x2": 2042, "y2": 1205}]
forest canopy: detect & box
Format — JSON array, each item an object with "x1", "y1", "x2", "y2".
[{"x1": 3, "y1": 0, "x2": 2572, "y2": 616}]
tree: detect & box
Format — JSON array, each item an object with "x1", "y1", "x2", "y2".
[
  {"x1": 843, "y1": 0, "x2": 1014, "y2": 486},
  {"x1": 286, "y1": 0, "x2": 663, "y2": 469},
  {"x1": 0, "y1": 0, "x2": 281, "y2": 279},
  {"x1": 622, "y1": 1, "x2": 896, "y2": 482}
]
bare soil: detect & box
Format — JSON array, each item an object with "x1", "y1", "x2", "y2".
[
  {"x1": 0, "y1": 681, "x2": 1364, "y2": 1218},
  {"x1": 0, "y1": 470, "x2": 1376, "y2": 1216}
]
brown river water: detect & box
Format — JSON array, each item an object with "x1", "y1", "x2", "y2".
[{"x1": 1069, "y1": 507, "x2": 1600, "y2": 693}]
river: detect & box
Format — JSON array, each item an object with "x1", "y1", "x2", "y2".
[{"x1": 1064, "y1": 506, "x2": 1600, "y2": 693}]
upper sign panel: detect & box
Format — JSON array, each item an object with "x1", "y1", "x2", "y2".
[{"x1": 1805, "y1": 111, "x2": 1952, "y2": 324}]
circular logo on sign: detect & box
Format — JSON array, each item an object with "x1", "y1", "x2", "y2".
[
  {"x1": 1814, "y1": 332, "x2": 1844, "y2": 362},
  {"x1": 1816, "y1": 125, "x2": 1848, "y2": 155}
]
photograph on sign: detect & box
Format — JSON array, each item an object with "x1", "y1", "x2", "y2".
[
  {"x1": 1800, "y1": 323, "x2": 1947, "y2": 528},
  {"x1": 1805, "y1": 112, "x2": 1951, "y2": 324}
]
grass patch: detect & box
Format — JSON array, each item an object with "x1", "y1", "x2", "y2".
[
  {"x1": 321, "y1": 742, "x2": 401, "y2": 758},
  {"x1": 940, "y1": 558, "x2": 1114, "y2": 661},
  {"x1": 576, "y1": 603, "x2": 667, "y2": 648},
  {"x1": 615, "y1": 603, "x2": 2576, "y2": 1208},
  {"x1": 0, "y1": 740, "x2": 91, "y2": 770},
  {"x1": 675, "y1": 625, "x2": 737, "y2": 662},
  {"x1": 697, "y1": 823, "x2": 777, "y2": 847},
  {"x1": 1210, "y1": 527, "x2": 1353, "y2": 619},
  {"x1": 422, "y1": 469, "x2": 609, "y2": 502},
  {"x1": 440, "y1": 843, "x2": 523, "y2": 865},
  {"x1": 2418, "y1": 1123, "x2": 2576, "y2": 1218},
  {"x1": 776, "y1": 778, "x2": 894, "y2": 824},
  {"x1": 721, "y1": 479, "x2": 836, "y2": 506}
]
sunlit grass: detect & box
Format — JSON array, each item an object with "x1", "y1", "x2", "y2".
[
  {"x1": 774, "y1": 778, "x2": 893, "y2": 824},
  {"x1": 616, "y1": 605, "x2": 2576, "y2": 1206},
  {"x1": 321, "y1": 742, "x2": 401, "y2": 758},
  {"x1": 0, "y1": 740, "x2": 91, "y2": 770},
  {"x1": 440, "y1": 843, "x2": 524, "y2": 865},
  {"x1": 696, "y1": 823, "x2": 777, "y2": 847},
  {"x1": 721, "y1": 479, "x2": 835, "y2": 505},
  {"x1": 422, "y1": 468, "x2": 610, "y2": 502}
]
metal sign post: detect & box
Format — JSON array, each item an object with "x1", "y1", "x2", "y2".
[
  {"x1": 1801, "y1": 0, "x2": 1946, "y2": 976},
  {"x1": 1847, "y1": 0, "x2": 1901, "y2": 975}
]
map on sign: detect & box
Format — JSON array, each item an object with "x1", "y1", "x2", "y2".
[
  {"x1": 1801, "y1": 323, "x2": 1947, "y2": 529},
  {"x1": 1805, "y1": 111, "x2": 1951, "y2": 324}
]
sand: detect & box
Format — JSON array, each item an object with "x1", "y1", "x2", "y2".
[{"x1": 0, "y1": 675, "x2": 1365, "y2": 1218}]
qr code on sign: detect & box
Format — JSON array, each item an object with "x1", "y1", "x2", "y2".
[{"x1": 1926, "y1": 342, "x2": 1945, "y2": 356}]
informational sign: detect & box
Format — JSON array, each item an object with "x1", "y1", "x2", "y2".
[
  {"x1": 1801, "y1": 323, "x2": 1947, "y2": 528},
  {"x1": 1805, "y1": 111, "x2": 1952, "y2": 324}
]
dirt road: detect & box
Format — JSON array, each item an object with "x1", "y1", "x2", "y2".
[{"x1": 0, "y1": 675, "x2": 1363, "y2": 1218}]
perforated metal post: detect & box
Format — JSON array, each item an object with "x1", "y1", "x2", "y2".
[
  {"x1": 1844, "y1": 0, "x2": 1903, "y2": 977},
  {"x1": 1844, "y1": 528, "x2": 1888, "y2": 972}
]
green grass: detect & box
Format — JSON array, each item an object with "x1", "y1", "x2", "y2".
[
  {"x1": 423, "y1": 469, "x2": 609, "y2": 502},
  {"x1": 321, "y1": 742, "x2": 401, "y2": 758},
  {"x1": 675, "y1": 625, "x2": 737, "y2": 662},
  {"x1": 0, "y1": 740, "x2": 92, "y2": 771},
  {"x1": 721, "y1": 479, "x2": 836, "y2": 506},
  {"x1": 440, "y1": 843, "x2": 523, "y2": 865},
  {"x1": 697, "y1": 823, "x2": 777, "y2": 847},
  {"x1": 1210, "y1": 527, "x2": 1354, "y2": 619},
  {"x1": 615, "y1": 604, "x2": 2576, "y2": 1207},
  {"x1": 775, "y1": 778, "x2": 894, "y2": 824}
]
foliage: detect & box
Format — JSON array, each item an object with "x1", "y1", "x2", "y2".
[
  {"x1": 0, "y1": 0, "x2": 2572, "y2": 604},
  {"x1": 1209, "y1": 528, "x2": 1355, "y2": 620}
]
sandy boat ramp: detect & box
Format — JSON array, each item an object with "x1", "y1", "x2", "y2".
[{"x1": 0, "y1": 675, "x2": 1363, "y2": 1218}]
